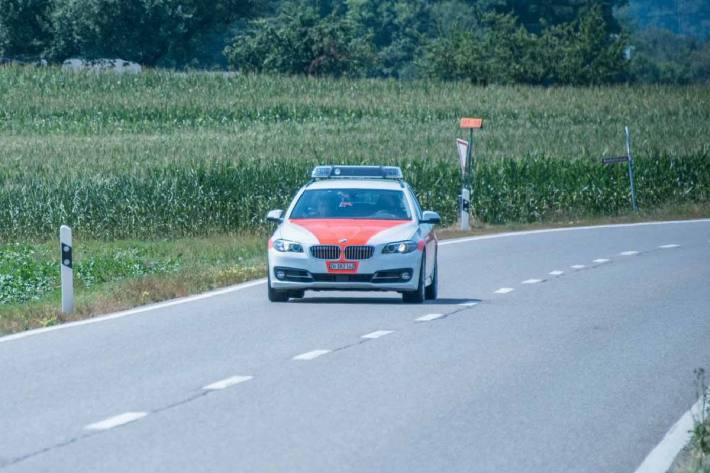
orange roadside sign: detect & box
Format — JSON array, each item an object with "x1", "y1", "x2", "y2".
[{"x1": 460, "y1": 118, "x2": 484, "y2": 129}]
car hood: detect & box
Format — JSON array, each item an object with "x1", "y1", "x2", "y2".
[{"x1": 279, "y1": 219, "x2": 418, "y2": 246}]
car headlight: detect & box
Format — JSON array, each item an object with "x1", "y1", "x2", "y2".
[
  {"x1": 382, "y1": 240, "x2": 418, "y2": 254},
  {"x1": 273, "y1": 239, "x2": 304, "y2": 253}
]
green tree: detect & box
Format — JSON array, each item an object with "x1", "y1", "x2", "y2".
[
  {"x1": 629, "y1": 26, "x2": 710, "y2": 84},
  {"x1": 0, "y1": 0, "x2": 53, "y2": 58},
  {"x1": 226, "y1": 2, "x2": 375, "y2": 76},
  {"x1": 49, "y1": 0, "x2": 261, "y2": 66},
  {"x1": 552, "y1": 5, "x2": 627, "y2": 84},
  {"x1": 483, "y1": 0, "x2": 628, "y2": 33},
  {"x1": 422, "y1": 6, "x2": 627, "y2": 85},
  {"x1": 346, "y1": 0, "x2": 433, "y2": 77}
]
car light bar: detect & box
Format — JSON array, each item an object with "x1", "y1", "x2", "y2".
[{"x1": 311, "y1": 165, "x2": 403, "y2": 180}]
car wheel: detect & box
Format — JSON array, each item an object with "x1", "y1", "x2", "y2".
[
  {"x1": 267, "y1": 272, "x2": 289, "y2": 302},
  {"x1": 402, "y1": 253, "x2": 426, "y2": 304},
  {"x1": 289, "y1": 289, "x2": 305, "y2": 299},
  {"x1": 425, "y1": 256, "x2": 438, "y2": 300}
]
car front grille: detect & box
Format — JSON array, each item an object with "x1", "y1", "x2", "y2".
[
  {"x1": 310, "y1": 245, "x2": 341, "y2": 260},
  {"x1": 344, "y1": 245, "x2": 374, "y2": 260}
]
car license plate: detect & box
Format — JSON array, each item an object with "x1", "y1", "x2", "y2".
[{"x1": 327, "y1": 261, "x2": 356, "y2": 271}]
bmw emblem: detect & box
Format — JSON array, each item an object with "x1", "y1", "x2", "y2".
[{"x1": 339, "y1": 238, "x2": 348, "y2": 244}]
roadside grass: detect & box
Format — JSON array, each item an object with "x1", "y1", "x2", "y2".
[
  {"x1": 0, "y1": 234, "x2": 266, "y2": 335},
  {"x1": 670, "y1": 369, "x2": 710, "y2": 473}
]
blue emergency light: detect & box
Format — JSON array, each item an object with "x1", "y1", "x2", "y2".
[{"x1": 311, "y1": 165, "x2": 403, "y2": 180}]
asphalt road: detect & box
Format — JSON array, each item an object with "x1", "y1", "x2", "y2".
[{"x1": 1, "y1": 220, "x2": 709, "y2": 473}]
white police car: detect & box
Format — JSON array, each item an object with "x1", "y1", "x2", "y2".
[{"x1": 266, "y1": 165, "x2": 440, "y2": 303}]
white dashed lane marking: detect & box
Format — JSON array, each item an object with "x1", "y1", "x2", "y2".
[
  {"x1": 85, "y1": 412, "x2": 147, "y2": 431},
  {"x1": 415, "y1": 313, "x2": 446, "y2": 322},
  {"x1": 549, "y1": 270, "x2": 564, "y2": 276},
  {"x1": 362, "y1": 330, "x2": 394, "y2": 339},
  {"x1": 659, "y1": 244, "x2": 680, "y2": 249},
  {"x1": 459, "y1": 300, "x2": 480, "y2": 307},
  {"x1": 620, "y1": 250, "x2": 639, "y2": 256},
  {"x1": 292, "y1": 350, "x2": 331, "y2": 361},
  {"x1": 571, "y1": 265, "x2": 586, "y2": 269},
  {"x1": 494, "y1": 288, "x2": 515, "y2": 294},
  {"x1": 593, "y1": 258, "x2": 610, "y2": 263},
  {"x1": 522, "y1": 279, "x2": 542, "y2": 284},
  {"x1": 203, "y1": 375, "x2": 253, "y2": 391}
]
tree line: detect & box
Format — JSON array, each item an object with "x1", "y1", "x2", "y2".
[{"x1": 0, "y1": 0, "x2": 708, "y2": 84}]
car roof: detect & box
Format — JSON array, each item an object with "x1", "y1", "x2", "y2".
[{"x1": 305, "y1": 179, "x2": 406, "y2": 191}]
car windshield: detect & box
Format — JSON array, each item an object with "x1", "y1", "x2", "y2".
[{"x1": 290, "y1": 189, "x2": 412, "y2": 220}]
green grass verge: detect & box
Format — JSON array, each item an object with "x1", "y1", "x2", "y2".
[{"x1": 0, "y1": 234, "x2": 265, "y2": 335}]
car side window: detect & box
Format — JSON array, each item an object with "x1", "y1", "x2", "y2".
[{"x1": 407, "y1": 185, "x2": 423, "y2": 220}]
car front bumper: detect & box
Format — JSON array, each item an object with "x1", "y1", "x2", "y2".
[{"x1": 268, "y1": 248, "x2": 422, "y2": 292}]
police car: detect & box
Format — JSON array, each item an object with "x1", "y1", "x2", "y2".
[{"x1": 266, "y1": 165, "x2": 440, "y2": 303}]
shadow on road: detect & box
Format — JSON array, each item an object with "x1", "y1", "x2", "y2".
[{"x1": 291, "y1": 296, "x2": 480, "y2": 305}]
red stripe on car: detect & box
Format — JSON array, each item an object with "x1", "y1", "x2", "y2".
[{"x1": 289, "y1": 219, "x2": 409, "y2": 245}]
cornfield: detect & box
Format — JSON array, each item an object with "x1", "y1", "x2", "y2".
[{"x1": 0, "y1": 67, "x2": 708, "y2": 241}]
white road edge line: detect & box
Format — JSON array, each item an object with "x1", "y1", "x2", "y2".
[
  {"x1": 438, "y1": 219, "x2": 709, "y2": 247},
  {"x1": 632, "y1": 392, "x2": 707, "y2": 473},
  {"x1": 85, "y1": 412, "x2": 147, "y2": 431},
  {"x1": 571, "y1": 265, "x2": 586, "y2": 269},
  {"x1": 659, "y1": 244, "x2": 680, "y2": 249},
  {"x1": 522, "y1": 279, "x2": 542, "y2": 284},
  {"x1": 362, "y1": 330, "x2": 394, "y2": 339},
  {"x1": 593, "y1": 258, "x2": 610, "y2": 263},
  {"x1": 620, "y1": 250, "x2": 639, "y2": 256},
  {"x1": 4, "y1": 218, "x2": 708, "y2": 344},
  {"x1": 292, "y1": 350, "x2": 331, "y2": 361},
  {"x1": 415, "y1": 313, "x2": 445, "y2": 322},
  {"x1": 203, "y1": 375, "x2": 253, "y2": 391},
  {"x1": 549, "y1": 270, "x2": 564, "y2": 276},
  {"x1": 494, "y1": 287, "x2": 514, "y2": 294}
]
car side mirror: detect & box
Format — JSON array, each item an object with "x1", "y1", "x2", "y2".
[
  {"x1": 421, "y1": 211, "x2": 441, "y2": 225},
  {"x1": 266, "y1": 209, "x2": 284, "y2": 223}
]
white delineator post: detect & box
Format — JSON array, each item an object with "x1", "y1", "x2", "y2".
[
  {"x1": 60, "y1": 225, "x2": 74, "y2": 314},
  {"x1": 456, "y1": 139, "x2": 470, "y2": 231}
]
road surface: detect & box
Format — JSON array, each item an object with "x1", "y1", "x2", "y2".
[{"x1": 1, "y1": 220, "x2": 709, "y2": 473}]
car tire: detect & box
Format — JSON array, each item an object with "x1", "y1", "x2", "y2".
[
  {"x1": 289, "y1": 289, "x2": 305, "y2": 299},
  {"x1": 402, "y1": 253, "x2": 426, "y2": 304},
  {"x1": 425, "y1": 256, "x2": 438, "y2": 300},
  {"x1": 267, "y1": 272, "x2": 289, "y2": 302}
]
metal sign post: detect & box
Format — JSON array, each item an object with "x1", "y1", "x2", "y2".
[
  {"x1": 60, "y1": 225, "x2": 74, "y2": 314},
  {"x1": 457, "y1": 118, "x2": 484, "y2": 231},
  {"x1": 625, "y1": 126, "x2": 639, "y2": 212},
  {"x1": 601, "y1": 126, "x2": 638, "y2": 211}
]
